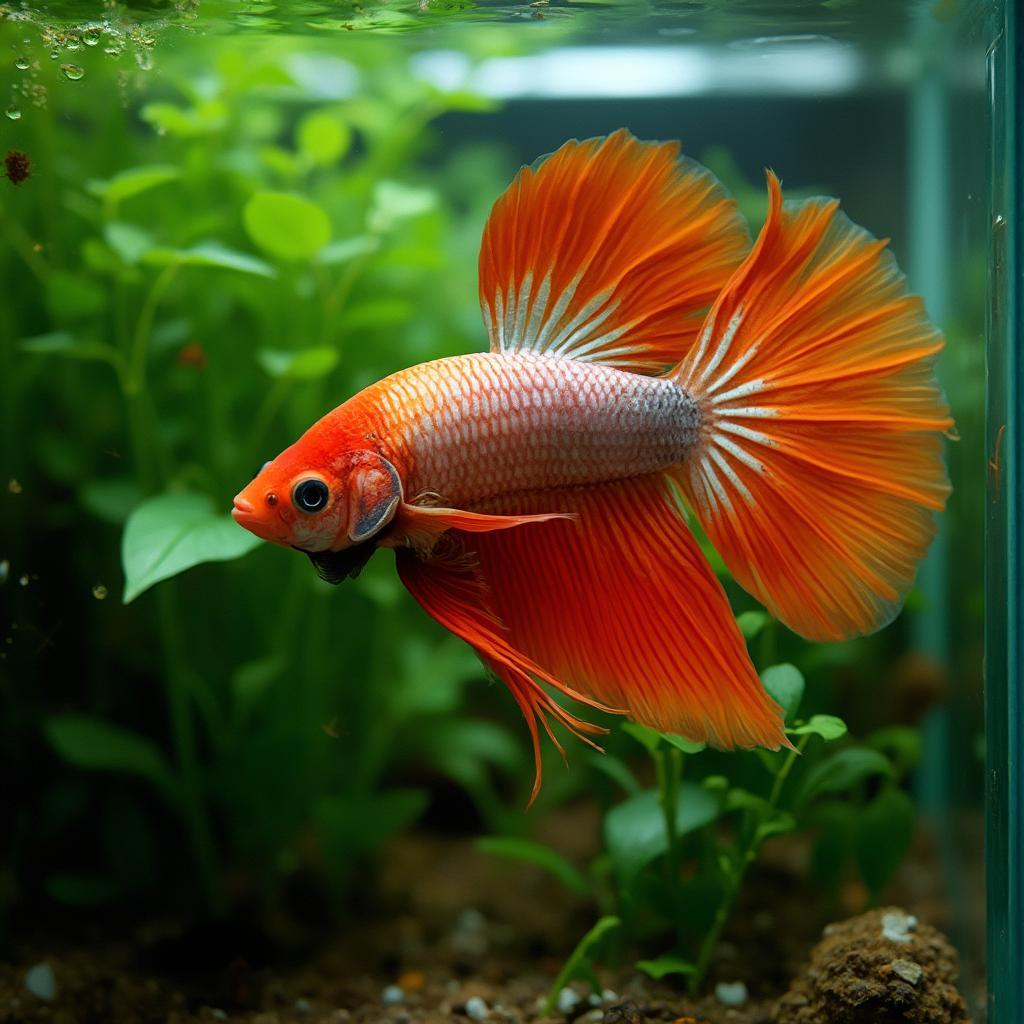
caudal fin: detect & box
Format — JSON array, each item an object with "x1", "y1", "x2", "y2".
[{"x1": 672, "y1": 172, "x2": 953, "y2": 642}]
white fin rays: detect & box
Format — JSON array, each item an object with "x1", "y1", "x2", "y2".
[
  {"x1": 488, "y1": 269, "x2": 648, "y2": 367},
  {"x1": 683, "y1": 304, "x2": 783, "y2": 521}
]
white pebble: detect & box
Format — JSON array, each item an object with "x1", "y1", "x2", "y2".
[
  {"x1": 601, "y1": 989, "x2": 618, "y2": 1004},
  {"x1": 891, "y1": 959, "x2": 923, "y2": 985},
  {"x1": 881, "y1": 911, "x2": 918, "y2": 944},
  {"x1": 295, "y1": 997, "x2": 312, "y2": 1013},
  {"x1": 557, "y1": 987, "x2": 581, "y2": 1014},
  {"x1": 715, "y1": 980, "x2": 748, "y2": 1007},
  {"x1": 382, "y1": 985, "x2": 404, "y2": 1005},
  {"x1": 464, "y1": 995, "x2": 489, "y2": 1021},
  {"x1": 24, "y1": 963, "x2": 57, "y2": 1002}
]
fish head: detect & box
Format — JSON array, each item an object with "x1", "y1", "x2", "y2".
[{"x1": 232, "y1": 443, "x2": 403, "y2": 554}]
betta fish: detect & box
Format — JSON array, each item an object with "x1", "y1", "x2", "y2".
[{"x1": 232, "y1": 130, "x2": 952, "y2": 799}]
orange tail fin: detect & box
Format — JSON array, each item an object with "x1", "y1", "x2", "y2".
[{"x1": 672, "y1": 173, "x2": 953, "y2": 642}]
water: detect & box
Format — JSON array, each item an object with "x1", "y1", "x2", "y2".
[{"x1": 0, "y1": 1, "x2": 1002, "y2": 1021}]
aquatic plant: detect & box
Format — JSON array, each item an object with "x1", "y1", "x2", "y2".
[{"x1": 481, "y1": 639, "x2": 922, "y2": 998}]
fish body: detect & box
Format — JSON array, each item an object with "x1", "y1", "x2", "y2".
[
  {"x1": 313, "y1": 352, "x2": 699, "y2": 508},
  {"x1": 233, "y1": 130, "x2": 952, "y2": 799}
]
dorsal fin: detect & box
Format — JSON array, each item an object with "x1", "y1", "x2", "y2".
[{"x1": 478, "y1": 129, "x2": 750, "y2": 375}]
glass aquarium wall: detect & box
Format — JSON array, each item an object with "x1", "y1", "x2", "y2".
[{"x1": 0, "y1": 1, "x2": 1006, "y2": 1022}]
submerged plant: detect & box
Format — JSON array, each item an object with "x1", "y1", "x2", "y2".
[{"x1": 482, "y1": 650, "x2": 920, "y2": 997}]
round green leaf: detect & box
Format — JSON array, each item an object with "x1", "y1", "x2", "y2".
[
  {"x1": 789, "y1": 714, "x2": 848, "y2": 741},
  {"x1": 296, "y1": 111, "x2": 350, "y2": 166},
  {"x1": 244, "y1": 191, "x2": 331, "y2": 261},
  {"x1": 761, "y1": 663, "x2": 805, "y2": 721},
  {"x1": 798, "y1": 746, "x2": 892, "y2": 805},
  {"x1": 121, "y1": 491, "x2": 262, "y2": 603},
  {"x1": 257, "y1": 346, "x2": 339, "y2": 380},
  {"x1": 604, "y1": 784, "x2": 718, "y2": 878}
]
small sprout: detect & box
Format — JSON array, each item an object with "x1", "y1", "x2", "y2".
[{"x1": 4, "y1": 151, "x2": 31, "y2": 185}]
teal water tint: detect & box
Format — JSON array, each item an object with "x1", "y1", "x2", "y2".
[{"x1": 0, "y1": 0, "x2": 996, "y2": 1007}]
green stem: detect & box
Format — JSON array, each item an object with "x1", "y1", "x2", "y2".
[
  {"x1": 157, "y1": 586, "x2": 224, "y2": 915},
  {"x1": 690, "y1": 736, "x2": 808, "y2": 994},
  {"x1": 127, "y1": 263, "x2": 180, "y2": 395},
  {"x1": 656, "y1": 746, "x2": 685, "y2": 941}
]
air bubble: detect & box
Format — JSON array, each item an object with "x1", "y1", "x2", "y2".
[
  {"x1": 4, "y1": 104, "x2": 21, "y2": 121},
  {"x1": 18, "y1": 574, "x2": 29, "y2": 587},
  {"x1": 65, "y1": 37, "x2": 82, "y2": 52},
  {"x1": 83, "y1": 28, "x2": 102, "y2": 47},
  {"x1": 135, "y1": 49, "x2": 153, "y2": 71},
  {"x1": 15, "y1": 56, "x2": 30, "y2": 70},
  {"x1": 92, "y1": 584, "x2": 108, "y2": 600},
  {"x1": 60, "y1": 63, "x2": 85, "y2": 81}
]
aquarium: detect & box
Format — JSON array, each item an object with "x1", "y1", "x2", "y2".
[{"x1": 0, "y1": 1, "x2": 1014, "y2": 1022}]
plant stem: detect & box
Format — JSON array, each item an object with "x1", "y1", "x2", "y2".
[
  {"x1": 157, "y1": 586, "x2": 225, "y2": 915},
  {"x1": 656, "y1": 746, "x2": 685, "y2": 942},
  {"x1": 690, "y1": 736, "x2": 808, "y2": 994}
]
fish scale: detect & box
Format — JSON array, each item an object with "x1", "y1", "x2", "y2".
[{"x1": 363, "y1": 351, "x2": 701, "y2": 507}]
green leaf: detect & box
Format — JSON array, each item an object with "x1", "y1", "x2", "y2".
[
  {"x1": 296, "y1": 110, "x2": 351, "y2": 166},
  {"x1": 317, "y1": 235, "x2": 378, "y2": 266},
  {"x1": 143, "y1": 242, "x2": 275, "y2": 277},
  {"x1": 621, "y1": 722, "x2": 704, "y2": 755},
  {"x1": 477, "y1": 837, "x2": 589, "y2": 895},
  {"x1": 798, "y1": 747, "x2": 892, "y2": 805},
  {"x1": 244, "y1": 191, "x2": 331, "y2": 261},
  {"x1": 737, "y1": 610, "x2": 770, "y2": 639},
  {"x1": 865, "y1": 726, "x2": 922, "y2": 776},
  {"x1": 368, "y1": 180, "x2": 438, "y2": 233},
  {"x1": 635, "y1": 955, "x2": 697, "y2": 980},
  {"x1": 604, "y1": 784, "x2": 719, "y2": 879},
  {"x1": 104, "y1": 222, "x2": 154, "y2": 265},
  {"x1": 761, "y1": 663, "x2": 804, "y2": 722},
  {"x1": 141, "y1": 100, "x2": 226, "y2": 138},
  {"x1": 257, "y1": 346, "x2": 339, "y2": 380},
  {"x1": 789, "y1": 714, "x2": 848, "y2": 741},
  {"x1": 855, "y1": 786, "x2": 915, "y2": 898},
  {"x1": 21, "y1": 332, "x2": 120, "y2": 366},
  {"x1": 314, "y1": 789, "x2": 428, "y2": 858},
  {"x1": 662, "y1": 733, "x2": 706, "y2": 754},
  {"x1": 621, "y1": 722, "x2": 662, "y2": 754},
  {"x1": 44, "y1": 715, "x2": 178, "y2": 804},
  {"x1": 88, "y1": 164, "x2": 180, "y2": 204},
  {"x1": 79, "y1": 477, "x2": 144, "y2": 525},
  {"x1": 586, "y1": 753, "x2": 641, "y2": 796},
  {"x1": 755, "y1": 811, "x2": 797, "y2": 842},
  {"x1": 809, "y1": 801, "x2": 856, "y2": 892},
  {"x1": 121, "y1": 491, "x2": 262, "y2": 603},
  {"x1": 45, "y1": 271, "x2": 106, "y2": 320}
]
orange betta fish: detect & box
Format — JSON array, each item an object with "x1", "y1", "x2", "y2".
[{"x1": 233, "y1": 130, "x2": 952, "y2": 799}]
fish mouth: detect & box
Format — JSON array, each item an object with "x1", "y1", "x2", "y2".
[{"x1": 231, "y1": 495, "x2": 282, "y2": 543}]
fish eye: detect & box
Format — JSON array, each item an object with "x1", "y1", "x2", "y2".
[{"x1": 292, "y1": 478, "x2": 330, "y2": 514}]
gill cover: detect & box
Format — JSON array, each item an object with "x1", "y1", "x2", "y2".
[{"x1": 347, "y1": 451, "x2": 402, "y2": 543}]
